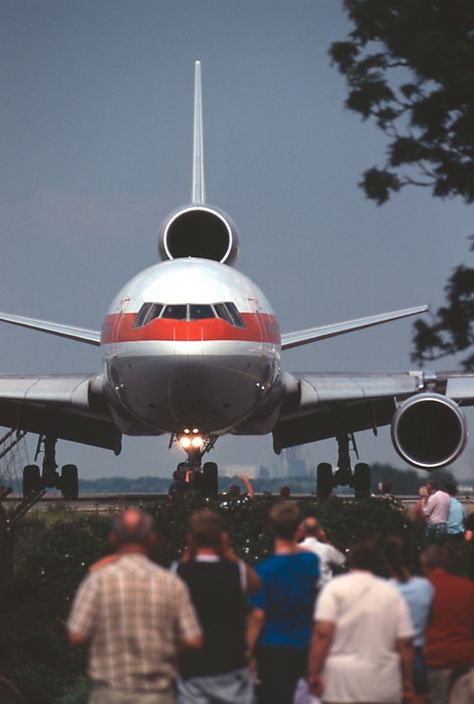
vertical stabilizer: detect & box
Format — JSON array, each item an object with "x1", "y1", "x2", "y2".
[{"x1": 192, "y1": 61, "x2": 206, "y2": 205}]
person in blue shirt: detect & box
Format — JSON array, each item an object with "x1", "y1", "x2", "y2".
[
  {"x1": 384, "y1": 535, "x2": 434, "y2": 704},
  {"x1": 445, "y1": 482, "x2": 465, "y2": 538},
  {"x1": 247, "y1": 502, "x2": 319, "y2": 704}
]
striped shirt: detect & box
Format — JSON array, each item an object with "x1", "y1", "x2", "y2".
[{"x1": 67, "y1": 554, "x2": 201, "y2": 691}]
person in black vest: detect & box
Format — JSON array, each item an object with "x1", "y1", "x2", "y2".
[{"x1": 174, "y1": 510, "x2": 260, "y2": 704}]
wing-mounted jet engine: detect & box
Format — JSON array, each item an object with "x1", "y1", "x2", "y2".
[{"x1": 391, "y1": 392, "x2": 467, "y2": 470}]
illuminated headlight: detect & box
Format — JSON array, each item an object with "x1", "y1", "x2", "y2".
[
  {"x1": 191, "y1": 436, "x2": 204, "y2": 448},
  {"x1": 179, "y1": 436, "x2": 192, "y2": 449}
]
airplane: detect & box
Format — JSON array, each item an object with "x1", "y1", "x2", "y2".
[{"x1": 1, "y1": 61, "x2": 474, "y2": 500}]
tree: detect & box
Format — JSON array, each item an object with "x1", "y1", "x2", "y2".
[{"x1": 330, "y1": 0, "x2": 474, "y2": 366}]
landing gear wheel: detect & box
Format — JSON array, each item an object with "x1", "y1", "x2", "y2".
[
  {"x1": 317, "y1": 462, "x2": 333, "y2": 498},
  {"x1": 61, "y1": 464, "x2": 79, "y2": 500},
  {"x1": 202, "y1": 462, "x2": 218, "y2": 497},
  {"x1": 354, "y1": 462, "x2": 370, "y2": 498},
  {"x1": 22, "y1": 465, "x2": 41, "y2": 497}
]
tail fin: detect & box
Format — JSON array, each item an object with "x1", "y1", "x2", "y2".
[{"x1": 192, "y1": 61, "x2": 206, "y2": 205}]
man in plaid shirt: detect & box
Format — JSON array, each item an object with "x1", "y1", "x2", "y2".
[{"x1": 67, "y1": 509, "x2": 202, "y2": 704}]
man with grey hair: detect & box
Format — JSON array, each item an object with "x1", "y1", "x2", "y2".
[{"x1": 67, "y1": 508, "x2": 202, "y2": 704}]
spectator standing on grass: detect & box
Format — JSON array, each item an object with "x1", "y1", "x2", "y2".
[
  {"x1": 173, "y1": 510, "x2": 260, "y2": 704},
  {"x1": 384, "y1": 535, "x2": 434, "y2": 704},
  {"x1": 300, "y1": 516, "x2": 346, "y2": 589},
  {"x1": 445, "y1": 483, "x2": 465, "y2": 539},
  {"x1": 421, "y1": 480, "x2": 451, "y2": 539},
  {"x1": 308, "y1": 534, "x2": 414, "y2": 704},
  {"x1": 420, "y1": 543, "x2": 474, "y2": 704},
  {"x1": 247, "y1": 502, "x2": 319, "y2": 704},
  {"x1": 67, "y1": 509, "x2": 202, "y2": 704}
]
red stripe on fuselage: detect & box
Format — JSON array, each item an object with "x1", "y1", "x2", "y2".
[{"x1": 101, "y1": 312, "x2": 280, "y2": 345}]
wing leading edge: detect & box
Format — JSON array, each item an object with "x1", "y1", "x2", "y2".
[
  {"x1": 281, "y1": 305, "x2": 428, "y2": 350},
  {"x1": 0, "y1": 312, "x2": 100, "y2": 345}
]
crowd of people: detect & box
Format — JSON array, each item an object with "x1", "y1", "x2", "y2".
[{"x1": 66, "y1": 488, "x2": 474, "y2": 704}]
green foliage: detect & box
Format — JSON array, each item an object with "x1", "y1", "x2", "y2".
[
  {"x1": 412, "y1": 257, "x2": 474, "y2": 369},
  {"x1": 330, "y1": 0, "x2": 474, "y2": 204}
]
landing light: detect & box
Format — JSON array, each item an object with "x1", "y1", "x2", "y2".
[
  {"x1": 191, "y1": 436, "x2": 204, "y2": 448},
  {"x1": 180, "y1": 436, "x2": 192, "y2": 449}
]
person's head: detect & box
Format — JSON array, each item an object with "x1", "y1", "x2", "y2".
[
  {"x1": 420, "y1": 543, "x2": 449, "y2": 575},
  {"x1": 188, "y1": 510, "x2": 225, "y2": 553},
  {"x1": 279, "y1": 485, "x2": 291, "y2": 500},
  {"x1": 111, "y1": 509, "x2": 155, "y2": 549},
  {"x1": 269, "y1": 501, "x2": 302, "y2": 541},
  {"x1": 383, "y1": 535, "x2": 412, "y2": 582},
  {"x1": 348, "y1": 534, "x2": 380, "y2": 573},
  {"x1": 302, "y1": 516, "x2": 320, "y2": 537},
  {"x1": 426, "y1": 479, "x2": 439, "y2": 494},
  {"x1": 381, "y1": 480, "x2": 392, "y2": 495},
  {"x1": 444, "y1": 482, "x2": 457, "y2": 496},
  {"x1": 228, "y1": 484, "x2": 241, "y2": 498}
]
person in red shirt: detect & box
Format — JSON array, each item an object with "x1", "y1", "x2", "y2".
[{"x1": 420, "y1": 543, "x2": 474, "y2": 704}]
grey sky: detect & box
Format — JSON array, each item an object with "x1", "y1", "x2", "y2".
[{"x1": 1, "y1": 1, "x2": 473, "y2": 481}]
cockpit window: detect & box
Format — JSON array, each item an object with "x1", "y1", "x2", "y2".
[
  {"x1": 189, "y1": 304, "x2": 214, "y2": 320},
  {"x1": 162, "y1": 304, "x2": 187, "y2": 320},
  {"x1": 134, "y1": 301, "x2": 246, "y2": 327},
  {"x1": 225, "y1": 302, "x2": 245, "y2": 328},
  {"x1": 133, "y1": 303, "x2": 164, "y2": 327}
]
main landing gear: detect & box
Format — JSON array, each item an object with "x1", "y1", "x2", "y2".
[
  {"x1": 171, "y1": 432, "x2": 219, "y2": 496},
  {"x1": 316, "y1": 433, "x2": 371, "y2": 499},
  {"x1": 22, "y1": 435, "x2": 79, "y2": 500}
]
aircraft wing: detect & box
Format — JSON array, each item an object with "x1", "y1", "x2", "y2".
[
  {"x1": 281, "y1": 305, "x2": 428, "y2": 350},
  {"x1": 0, "y1": 312, "x2": 101, "y2": 345},
  {"x1": 0, "y1": 373, "x2": 121, "y2": 452},
  {"x1": 273, "y1": 370, "x2": 474, "y2": 452}
]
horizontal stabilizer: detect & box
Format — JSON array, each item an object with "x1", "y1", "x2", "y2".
[
  {"x1": 281, "y1": 305, "x2": 428, "y2": 350},
  {"x1": 0, "y1": 312, "x2": 101, "y2": 346}
]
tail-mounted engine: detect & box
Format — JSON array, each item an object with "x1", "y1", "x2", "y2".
[
  {"x1": 391, "y1": 392, "x2": 467, "y2": 470},
  {"x1": 158, "y1": 205, "x2": 240, "y2": 265}
]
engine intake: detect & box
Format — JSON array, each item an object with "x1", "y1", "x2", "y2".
[
  {"x1": 391, "y1": 392, "x2": 467, "y2": 470},
  {"x1": 158, "y1": 205, "x2": 239, "y2": 265}
]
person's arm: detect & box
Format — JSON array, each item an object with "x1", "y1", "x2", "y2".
[
  {"x1": 67, "y1": 575, "x2": 99, "y2": 647},
  {"x1": 240, "y1": 473, "x2": 254, "y2": 498},
  {"x1": 397, "y1": 637, "x2": 414, "y2": 701},
  {"x1": 244, "y1": 565, "x2": 261, "y2": 595},
  {"x1": 180, "y1": 633, "x2": 203, "y2": 650},
  {"x1": 307, "y1": 620, "x2": 335, "y2": 696},
  {"x1": 247, "y1": 607, "x2": 265, "y2": 655}
]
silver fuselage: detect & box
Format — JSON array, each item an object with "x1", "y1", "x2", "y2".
[{"x1": 101, "y1": 258, "x2": 281, "y2": 436}]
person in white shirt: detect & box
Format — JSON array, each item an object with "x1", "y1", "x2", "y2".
[
  {"x1": 420, "y1": 480, "x2": 451, "y2": 539},
  {"x1": 308, "y1": 534, "x2": 414, "y2": 703},
  {"x1": 300, "y1": 517, "x2": 346, "y2": 588}
]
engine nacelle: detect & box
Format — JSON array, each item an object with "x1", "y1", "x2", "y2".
[
  {"x1": 391, "y1": 392, "x2": 467, "y2": 470},
  {"x1": 158, "y1": 205, "x2": 239, "y2": 265}
]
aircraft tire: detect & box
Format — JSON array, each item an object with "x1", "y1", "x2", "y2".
[
  {"x1": 22, "y1": 465, "x2": 41, "y2": 497},
  {"x1": 61, "y1": 464, "x2": 79, "y2": 500},
  {"x1": 202, "y1": 462, "x2": 218, "y2": 497},
  {"x1": 354, "y1": 462, "x2": 370, "y2": 498},
  {"x1": 316, "y1": 462, "x2": 333, "y2": 498}
]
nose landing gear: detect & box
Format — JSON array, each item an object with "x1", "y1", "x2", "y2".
[
  {"x1": 316, "y1": 433, "x2": 371, "y2": 498},
  {"x1": 171, "y1": 433, "x2": 219, "y2": 496}
]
